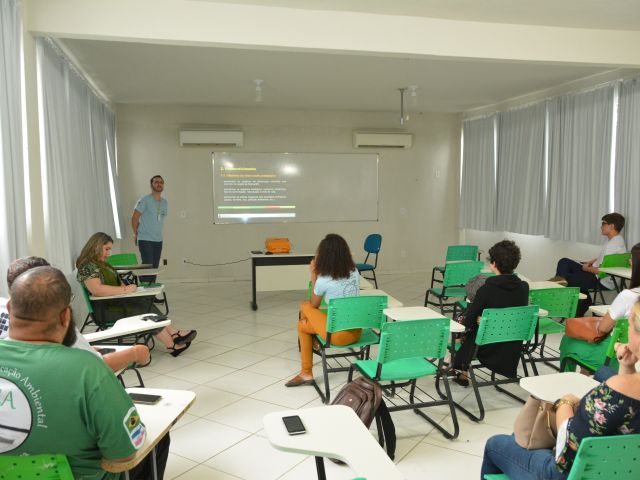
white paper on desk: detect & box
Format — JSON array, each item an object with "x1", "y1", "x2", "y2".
[{"x1": 137, "y1": 287, "x2": 145, "y2": 291}]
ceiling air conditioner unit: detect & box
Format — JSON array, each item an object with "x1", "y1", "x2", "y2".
[
  {"x1": 353, "y1": 131, "x2": 412, "y2": 149},
  {"x1": 179, "y1": 129, "x2": 244, "y2": 147}
]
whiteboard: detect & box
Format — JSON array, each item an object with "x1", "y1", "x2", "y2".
[{"x1": 212, "y1": 152, "x2": 378, "y2": 224}]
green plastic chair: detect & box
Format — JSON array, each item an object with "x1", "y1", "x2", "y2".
[
  {"x1": 107, "y1": 252, "x2": 169, "y2": 315},
  {"x1": 430, "y1": 245, "x2": 479, "y2": 287},
  {"x1": 425, "y1": 261, "x2": 484, "y2": 315},
  {"x1": 588, "y1": 252, "x2": 631, "y2": 304},
  {"x1": 444, "y1": 305, "x2": 539, "y2": 422},
  {"x1": 351, "y1": 318, "x2": 459, "y2": 440},
  {"x1": 106, "y1": 252, "x2": 138, "y2": 267},
  {"x1": 523, "y1": 287, "x2": 579, "y2": 375},
  {"x1": 560, "y1": 317, "x2": 628, "y2": 373},
  {"x1": 483, "y1": 433, "x2": 640, "y2": 480},
  {"x1": 0, "y1": 454, "x2": 74, "y2": 480},
  {"x1": 312, "y1": 295, "x2": 387, "y2": 404}
]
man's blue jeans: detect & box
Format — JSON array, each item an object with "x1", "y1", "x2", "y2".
[
  {"x1": 138, "y1": 240, "x2": 162, "y2": 283},
  {"x1": 481, "y1": 434, "x2": 567, "y2": 480}
]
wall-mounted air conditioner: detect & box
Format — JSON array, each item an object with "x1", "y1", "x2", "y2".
[
  {"x1": 353, "y1": 131, "x2": 413, "y2": 149},
  {"x1": 179, "y1": 129, "x2": 244, "y2": 147}
]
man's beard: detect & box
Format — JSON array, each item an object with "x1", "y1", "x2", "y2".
[{"x1": 62, "y1": 315, "x2": 78, "y2": 347}]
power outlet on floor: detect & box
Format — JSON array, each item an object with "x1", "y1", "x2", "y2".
[
  {"x1": 163, "y1": 259, "x2": 167, "y2": 266},
  {"x1": 182, "y1": 258, "x2": 187, "y2": 264}
]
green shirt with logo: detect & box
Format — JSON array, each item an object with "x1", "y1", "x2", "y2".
[{"x1": 0, "y1": 341, "x2": 145, "y2": 479}]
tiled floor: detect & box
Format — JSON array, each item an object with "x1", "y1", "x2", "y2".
[{"x1": 125, "y1": 273, "x2": 562, "y2": 480}]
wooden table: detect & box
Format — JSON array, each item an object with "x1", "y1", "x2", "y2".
[
  {"x1": 520, "y1": 372, "x2": 598, "y2": 403},
  {"x1": 102, "y1": 388, "x2": 195, "y2": 479},
  {"x1": 263, "y1": 405, "x2": 404, "y2": 480}
]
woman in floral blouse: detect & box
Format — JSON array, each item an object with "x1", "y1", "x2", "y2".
[
  {"x1": 77, "y1": 232, "x2": 197, "y2": 357},
  {"x1": 481, "y1": 301, "x2": 640, "y2": 479}
]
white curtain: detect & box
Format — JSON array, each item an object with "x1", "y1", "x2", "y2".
[
  {"x1": 0, "y1": 0, "x2": 28, "y2": 295},
  {"x1": 37, "y1": 38, "x2": 119, "y2": 271},
  {"x1": 496, "y1": 102, "x2": 546, "y2": 235},
  {"x1": 546, "y1": 85, "x2": 614, "y2": 244},
  {"x1": 459, "y1": 115, "x2": 496, "y2": 231},
  {"x1": 615, "y1": 77, "x2": 640, "y2": 247}
]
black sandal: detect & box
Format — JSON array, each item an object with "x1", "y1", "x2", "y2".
[
  {"x1": 172, "y1": 330, "x2": 197, "y2": 345},
  {"x1": 168, "y1": 342, "x2": 192, "y2": 358}
]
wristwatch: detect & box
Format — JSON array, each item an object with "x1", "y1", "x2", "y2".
[{"x1": 553, "y1": 398, "x2": 577, "y2": 411}]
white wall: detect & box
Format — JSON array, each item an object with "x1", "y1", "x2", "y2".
[
  {"x1": 115, "y1": 105, "x2": 461, "y2": 282},
  {"x1": 460, "y1": 229, "x2": 617, "y2": 281}
]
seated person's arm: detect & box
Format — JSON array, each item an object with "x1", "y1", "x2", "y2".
[
  {"x1": 309, "y1": 259, "x2": 322, "y2": 308},
  {"x1": 84, "y1": 277, "x2": 136, "y2": 297},
  {"x1": 463, "y1": 287, "x2": 489, "y2": 329},
  {"x1": 102, "y1": 345, "x2": 150, "y2": 372},
  {"x1": 597, "y1": 313, "x2": 615, "y2": 335}
]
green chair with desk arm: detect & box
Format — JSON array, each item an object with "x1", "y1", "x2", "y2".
[
  {"x1": 349, "y1": 317, "x2": 460, "y2": 440},
  {"x1": 438, "y1": 305, "x2": 539, "y2": 422},
  {"x1": 522, "y1": 287, "x2": 579, "y2": 375},
  {"x1": 588, "y1": 252, "x2": 631, "y2": 304},
  {"x1": 483, "y1": 433, "x2": 640, "y2": 480},
  {"x1": 0, "y1": 454, "x2": 74, "y2": 480},
  {"x1": 425, "y1": 261, "x2": 484, "y2": 315},
  {"x1": 430, "y1": 244, "x2": 479, "y2": 288},
  {"x1": 312, "y1": 295, "x2": 387, "y2": 404},
  {"x1": 560, "y1": 317, "x2": 628, "y2": 374},
  {"x1": 107, "y1": 253, "x2": 169, "y2": 315}
]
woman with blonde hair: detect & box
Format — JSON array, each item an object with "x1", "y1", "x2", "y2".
[{"x1": 76, "y1": 232, "x2": 196, "y2": 357}]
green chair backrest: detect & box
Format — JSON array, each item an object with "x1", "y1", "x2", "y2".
[
  {"x1": 476, "y1": 305, "x2": 539, "y2": 346},
  {"x1": 605, "y1": 317, "x2": 629, "y2": 361},
  {"x1": 528, "y1": 287, "x2": 579, "y2": 319},
  {"x1": 80, "y1": 281, "x2": 94, "y2": 315},
  {"x1": 0, "y1": 454, "x2": 74, "y2": 479},
  {"x1": 567, "y1": 433, "x2": 640, "y2": 480},
  {"x1": 598, "y1": 252, "x2": 631, "y2": 279},
  {"x1": 445, "y1": 245, "x2": 479, "y2": 262},
  {"x1": 377, "y1": 318, "x2": 450, "y2": 363},
  {"x1": 107, "y1": 252, "x2": 138, "y2": 267},
  {"x1": 442, "y1": 261, "x2": 484, "y2": 288},
  {"x1": 326, "y1": 295, "x2": 387, "y2": 334}
]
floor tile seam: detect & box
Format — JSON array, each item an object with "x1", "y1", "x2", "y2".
[{"x1": 391, "y1": 433, "x2": 428, "y2": 463}]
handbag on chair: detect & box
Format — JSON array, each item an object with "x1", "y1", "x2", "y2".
[
  {"x1": 565, "y1": 317, "x2": 608, "y2": 343},
  {"x1": 514, "y1": 396, "x2": 557, "y2": 450}
]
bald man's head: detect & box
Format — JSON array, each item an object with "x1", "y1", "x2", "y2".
[
  {"x1": 7, "y1": 256, "x2": 50, "y2": 289},
  {"x1": 9, "y1": 266, "x2": 71, "y2": 324}
]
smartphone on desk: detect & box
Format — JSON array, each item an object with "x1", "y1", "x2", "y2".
[
  {"x1": 97, "y1": 347, "x2": 116, "y2": 355},
  {"x1": 128, "y1": 392, "x2": 162, "y2": 405},
  {"x1": 142, "y1": 314, "x2": 168, "y2": 322},
  {"x1": 282, "y1": 415, "x2": 306, "y2": 435}
]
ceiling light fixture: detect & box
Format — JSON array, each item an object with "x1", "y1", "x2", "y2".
[
  {"x1": 409, "y1": 85, "x2": 418, "y2": 108},
  {"x1": 254, "y1": 79, "x2": 263, "y2": 102},
  {"x1": 398, "y1": 87, "x2": 407, "y2": 125}
]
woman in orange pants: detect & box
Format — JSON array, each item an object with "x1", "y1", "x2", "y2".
[{"x1": 285, "y1": 233, "x2": 361, "y2": 387}]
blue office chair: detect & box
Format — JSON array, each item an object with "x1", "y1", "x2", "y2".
[{"x1": 356, "y1": 234, "x2": 382, "y2": 288}]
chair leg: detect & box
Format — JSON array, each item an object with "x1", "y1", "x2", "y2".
[
  {"x1": 424, "y1": 290, "x2": 430, "y2": 307},
  {"x1": 321, "y1": 348, "x2": 330, "y2": 404},
  {"x1": 451, "y1": 364, "x2": 485, "y2": 422},
  {"x1": 161, "y1": 292, "x2": 169, "y2": 315},
  {"x1": 430, "y1": 268, "x2": 437, "y2": 288},
  {"x1": 371, "y1": 269, "x2": 378, "y2": 289}
]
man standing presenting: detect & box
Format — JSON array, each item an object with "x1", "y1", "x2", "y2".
[{"x1": 132, "y1": 175, "x2": 167, "y2": 283}]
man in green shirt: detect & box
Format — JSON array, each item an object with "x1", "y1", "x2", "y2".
[{"x1": 0, "y1": 266, "x2": 159, "y2": 479}]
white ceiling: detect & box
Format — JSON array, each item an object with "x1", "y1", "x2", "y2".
[
  {"x1": 57, "y1": 0, "x2": 640, "y2": 113},
  {"x1": 198, "y1": 0, "x2": 640, "y2": 30}
]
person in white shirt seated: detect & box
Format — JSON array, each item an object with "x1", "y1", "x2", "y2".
[
  {"x1": 285, "y1": 233, "x2": 360, "y2": 387},
  {"x1": 550, "y1": 212, "x2": 626, "y2": 293}
]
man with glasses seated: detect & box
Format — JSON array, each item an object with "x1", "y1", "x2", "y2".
[{"x1": 550, "y1": 212, "x2": 626, "y2": 314}]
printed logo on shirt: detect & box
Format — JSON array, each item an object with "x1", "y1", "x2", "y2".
[
  {"x1": 123, "y1": 406, "x2": 145, "y2": 449},
  {"x1": 342, "y1": 279, "x2": 358, "y2": 297},
  {"x1": 0, "y1": 377, "x2": 32, "y2": 453}
]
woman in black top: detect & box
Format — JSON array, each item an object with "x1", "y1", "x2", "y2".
[{"x1": 451, "y1": 240, "x2": 529, "y2": 385}]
